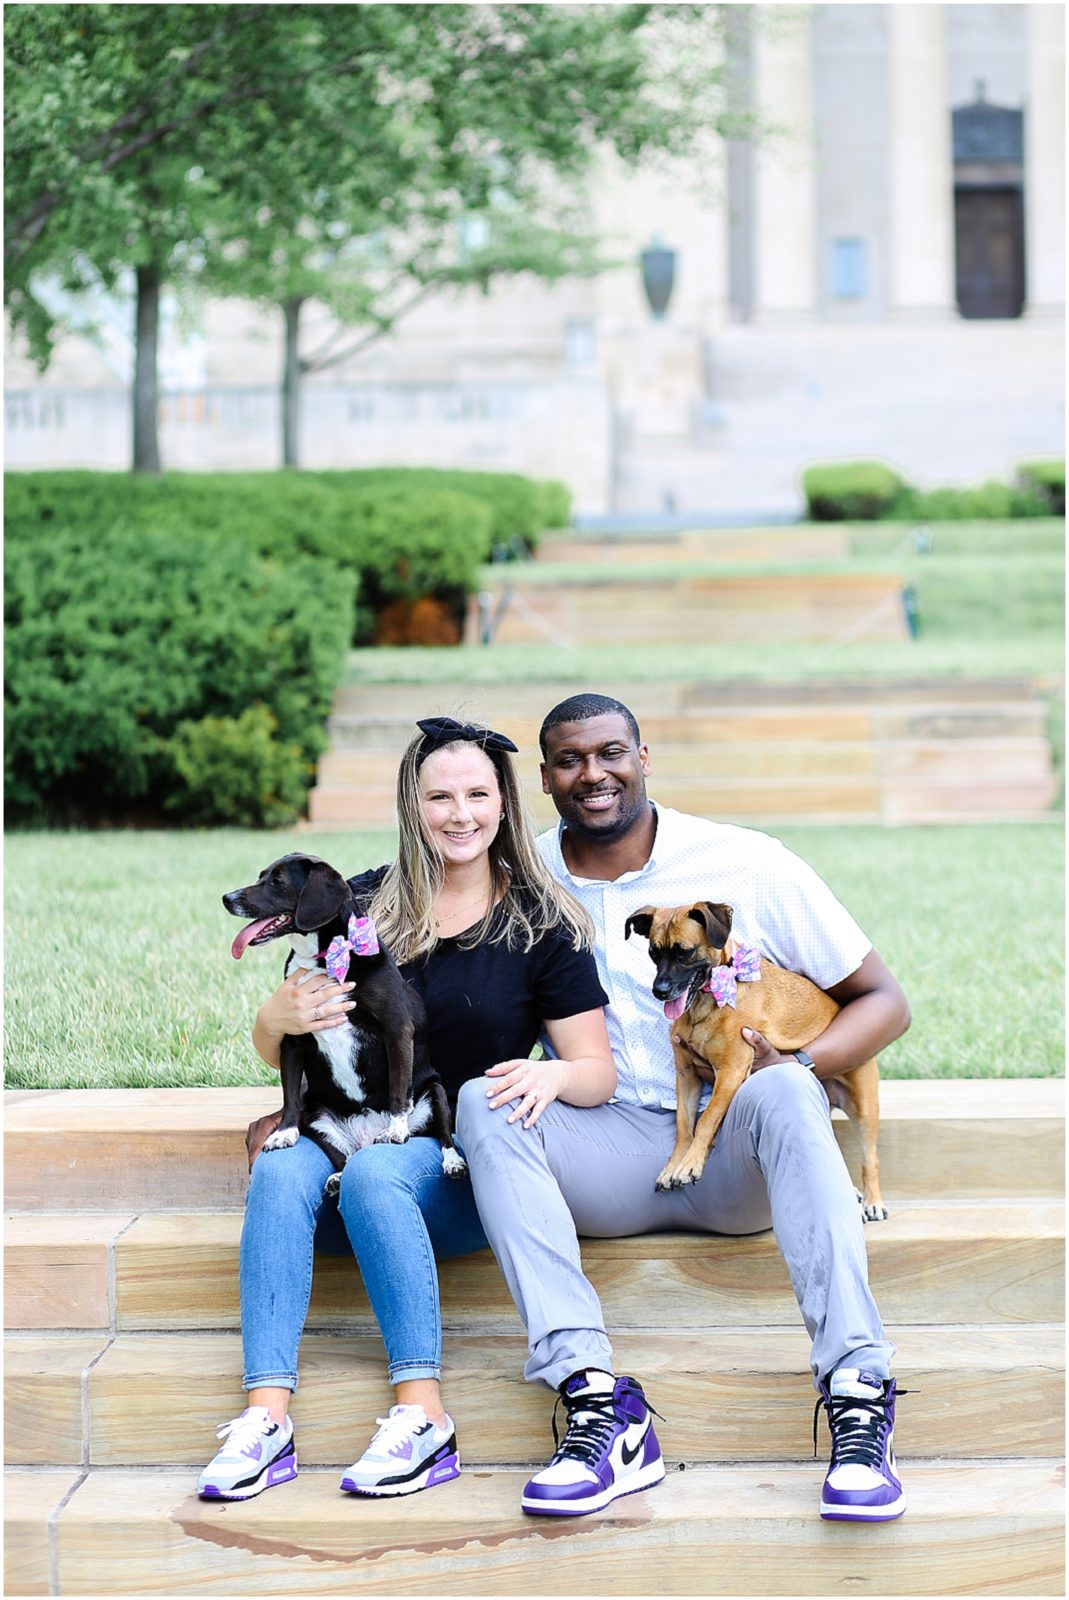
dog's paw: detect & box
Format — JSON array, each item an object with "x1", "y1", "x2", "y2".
[
  {"x1": 374, "y1": 1114, "x2": 410, "y2": 1145},
  {"x1": 861, "y1": 1200, "x2": 889, "y2": 1224},
  {"x1": 323, "y1": 1172, "x2": 341, "y2": 1200},
  {"x1": 441, "y1": 1148, "x2": 468, "y2": 1180},
  {"x1": 262, "y1": 1126, "x2": 300, "y2": 1153}
]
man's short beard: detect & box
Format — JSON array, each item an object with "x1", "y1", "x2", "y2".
[{"x1": 567, "y1": 790, "x2": 649, "y2": 842}]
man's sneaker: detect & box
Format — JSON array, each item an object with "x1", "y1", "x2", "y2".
[
  {"x1": 816, "y1": 1367, "x2": 906, "y2": 1521},
  {"x1": 521, "y1": 1371, "x2": 665, "y2": 1517},
  {"x1": 197, "y1": 1406, "x2": 297, "y2": 1500},
  {"x1": 340, "y1": 1404, "x2": 460, "y2": 1497}
]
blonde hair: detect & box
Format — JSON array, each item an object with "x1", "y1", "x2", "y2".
[{"x1": 368, "y1": 728, "x2": 593, "y2": 966}]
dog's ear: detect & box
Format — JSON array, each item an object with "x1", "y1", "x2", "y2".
[
  {"x1": 688, "y1": 902, "x2": 733, "y2": 949},
  {"x1": 294, "y1": 860, "x2": 350, "y2": 931},
  {"x1": 624, "y1": 906, "x2": 657, "y2": 942}
]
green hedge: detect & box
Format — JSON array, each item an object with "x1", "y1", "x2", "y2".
[
  {"x1": 802, "y1": 461, "x2": 904, "y2": 521},
  {"x1": 1017, "y1": 459, "x2": 1066, "y2": 516},
  {"x1": 3, "y1": 467, "x2": 568, "y2": 638},
  {"x1": 803, "y1": 459, "x2": 1062, "y2": 522},
  {"x1": 314, "y1": 468, "x2": 571, "y2": 552},
  {"x1": 4, "y1": 525, "x2": 354, "y2": 826}
]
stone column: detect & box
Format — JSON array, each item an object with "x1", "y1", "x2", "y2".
[
  {"x1": 1025, "y1": 4, "x2": 1065, "y2": 314},
  {"x1": 887, "y1": 4, "x2": 955, "y2": 315},
  {"x1": 752, "y1": 7, "x2": 817, "y2": 319}
]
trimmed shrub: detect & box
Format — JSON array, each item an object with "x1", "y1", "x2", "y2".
[
  {"x1": 314, "y1": 468, "x2": 570, "y2": 552},
  {"x1": 165, "y1": 704, "x2": 310, "y2": 828},
  {"x1": 3, "y1": 467, "x2": 557, "y2": 637},
  {"x1": 803, "y1": 459, "x2": 1062, "y2": 522},
  {"x1": 1017, "y1": 459, "x2": 1065, "y2": 516},
  {"x1": 4, "y1": 525, "x2": 353, "y2": 825},
  {"x1": 887, "y1": 480, "x2": 1050, "y2": 521},
  {"x1": 803, "y1": 461, "x2": 904, "y2": 521}
]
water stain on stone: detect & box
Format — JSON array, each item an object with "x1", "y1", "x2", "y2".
[{"x1": 171, "y1": 1493, "x2": 615, "y2": 1569}]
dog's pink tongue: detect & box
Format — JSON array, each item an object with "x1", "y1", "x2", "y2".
[
  {"x1": 664, "y1": 995, "x2": 688, "y2": 1022},
  {"x1": 231, "y1": 919, "x2": 275, "y2": 960}
]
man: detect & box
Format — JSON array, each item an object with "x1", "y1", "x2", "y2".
[{"x1": 454, "y1": 692, "x2": 911, "y2": 1523}]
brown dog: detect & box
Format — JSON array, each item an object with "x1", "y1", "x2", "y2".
[{"x1": 625, "y1": 901, "x2": 887, "y2": 1221}]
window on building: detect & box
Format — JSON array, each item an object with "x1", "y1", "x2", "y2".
[
  {"x1": 564, "y1": 318, "x2": 596, "y2": 366},
  {"x1": 830, "y1": 237, "x2": 867, "y2": 299}
]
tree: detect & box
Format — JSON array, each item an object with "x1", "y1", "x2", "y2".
[{"x1": 5, "y1": 4, "x2": 744, "y2": 472}]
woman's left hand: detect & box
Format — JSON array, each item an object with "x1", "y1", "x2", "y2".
[{"x1": 484, "y1": 1058, "x2": 562, "y2": 1129}]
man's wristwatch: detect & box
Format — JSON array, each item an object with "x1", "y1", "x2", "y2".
[{"x1": 792, "y1": 1049, "x2": 816, "y2": 1071}]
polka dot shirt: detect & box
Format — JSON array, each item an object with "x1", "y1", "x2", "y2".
[{"x1": 537, "y1": 804, "x2": 872, "y2": 1110}]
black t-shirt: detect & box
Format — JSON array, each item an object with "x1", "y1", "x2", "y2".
[{"x1": 348, "y1": 867, "x2": 608, "y2": 1105}]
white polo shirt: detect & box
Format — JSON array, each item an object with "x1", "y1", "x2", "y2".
[{"x1": 537, "y1": 803, "x2": 872, "y2": 1110}]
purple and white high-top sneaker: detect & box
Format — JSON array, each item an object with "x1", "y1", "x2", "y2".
[
  {"x1": 340, "y1": 1404, "x2": 460, "y2": 1497},
  {"x1": 521, "y1": 1371, "x2": 665, "y2": 1516},
  {"x1": 197, "y1": 1406, "x2": 297, "y2": 1500},
  {"x1": 816, "y1": 1367, "x2": 906, "y2": 1521}
]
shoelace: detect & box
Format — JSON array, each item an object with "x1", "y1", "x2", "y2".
[
  {"x1": 549, "y1": 1388, "x2": 666, "y2": 1469},
  {"x1": 812, "y1": 1386, "x2": 910, "y2": 1467},
  {"x1": 214, "y1": 1412, "x2": 274, "y2": 1455},
  {"x1": 368, "y1": 1410, "x2": 429, "y2": 1456},
  {"x1": 549, "y1": 1392, "x2": 620, "y2": 1468}
]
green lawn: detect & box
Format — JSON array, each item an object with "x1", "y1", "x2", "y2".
[{"x1": 5, "y1": 821, "x2": 1062, "y2": 1089}]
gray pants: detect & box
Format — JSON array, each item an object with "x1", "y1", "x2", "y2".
[{"x1": 454, "y1": 1062, "x2": 894, "y2": 1392}]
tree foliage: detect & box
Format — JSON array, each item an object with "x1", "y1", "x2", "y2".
[{"x1": 5, "y1": 4, "x2": 742, "y2": 466}]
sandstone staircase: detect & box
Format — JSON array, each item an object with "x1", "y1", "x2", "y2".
[
  {"x1": 308, "y1": 677, "x2": 1058, "y2": 830},
  {"x1": 5, "y1": 1080, "x2": 1064, "y2": 1596}
]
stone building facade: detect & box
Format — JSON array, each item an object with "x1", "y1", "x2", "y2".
[{"x1": 5, "y1": 3, "x2": 1064, "y2": 516}]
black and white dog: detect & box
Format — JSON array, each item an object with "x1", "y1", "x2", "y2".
[{"x1": 224, "y1": 852, "x2": 465, "y2": 1195}]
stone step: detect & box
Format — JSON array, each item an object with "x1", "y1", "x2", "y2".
[
  {"x1": 307, "y1": 758, "x2": 1049, "y2": 825},
  {"x1": 330, "y1": 677, "x2": 1051, "y2": 715},
  {"x1": 5, "y1": 1326, "x2": 1062, "y2": 1469},
  {"x1": 325, "y1": 701, "x2": 1049, "y2": 749},
  {"x1": 468, "y1": 575, "x2": 910, "y2": 645},
  {"x1": 5, "y1": 1081, "x2": 1062, "y2": 1214},
  {"x1": 308, "y1": 776, "x2": 890, "y2": 827},
  {"x1": 536, "y1": 527, "x2": 854, "y2": 563},
  {"x1": 42, "y1": 1200, "x2": 1055, "y2": 1335},
  {"x1": 314, "y1": 736, "x2": 1052, "y2": 788},
  {"x1": 8, "y1": 1462, "x2": 1063, "y2": 1596}
]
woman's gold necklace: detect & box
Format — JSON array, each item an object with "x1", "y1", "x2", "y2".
[{"x1": 434, "y1": 891, "x2": 490, "y2": 929}]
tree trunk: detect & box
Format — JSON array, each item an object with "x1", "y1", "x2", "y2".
[
  {"x1": 282, "y1": 295, "x2": 305, "y2": 469},
  {"x1": 133, "y1": 262, "x2": 162, "y2": 473}
]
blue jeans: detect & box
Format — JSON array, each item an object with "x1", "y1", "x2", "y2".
[{"x1": 239, "y1": 1134, "x2": 489, "y2": 1391}]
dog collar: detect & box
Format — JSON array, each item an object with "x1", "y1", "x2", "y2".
[
  {"x1": 319, "y1": 914, "x2": 379, "y2": 982},
  {"x1": 703, "y1": 941, "x2": 761, "y2": 1008}
]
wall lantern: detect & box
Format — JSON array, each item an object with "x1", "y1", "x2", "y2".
[{"x1": 640, "y1": 239, "x2": 677, "y2": 319}]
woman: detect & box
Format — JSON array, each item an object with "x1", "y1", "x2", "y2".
[{"x1": 198, "y1": 716, "x2": 615, "y2": 1500}]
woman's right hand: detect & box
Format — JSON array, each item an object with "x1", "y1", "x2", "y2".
[{"x1": 257, "y1": 969, "x2": 357, "y2": 1040}]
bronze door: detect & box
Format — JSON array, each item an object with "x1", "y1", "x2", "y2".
[{"x1": 954, "y1": 187, "x2": 1025, "y2": 318}]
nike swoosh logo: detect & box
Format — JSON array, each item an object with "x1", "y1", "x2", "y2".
[{"x1": 621, "y1": 1424, "x2": 649, "y2": 1466}]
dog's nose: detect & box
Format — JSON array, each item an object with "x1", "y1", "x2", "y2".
[{"x1": 652, "y1": 975, "x2": 674, "y2": 1000}]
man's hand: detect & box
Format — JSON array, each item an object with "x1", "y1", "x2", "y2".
[
  {"x1": 741, "y1": 1027, "x2": 799, "y2": 1073},
  {"x1": 684, "y1": 1029, "x2": 797, "y2": 1087},
  {"x1": 246, "y1": 1109, "x2": 284, "y2": 1171}
]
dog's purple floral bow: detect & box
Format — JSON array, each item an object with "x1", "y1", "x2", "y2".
[
  {"x1": 703, "y1": 942, "x2": 762, "y2": 1008},
  {"x1": 320, "y1": 914, "x2": 379, "y2": 982}
]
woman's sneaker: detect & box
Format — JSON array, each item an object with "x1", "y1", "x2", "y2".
[
  {"x1": 521, "y1": 1371, "x2": 665, "y2": 1516},
  {"x1": 340, "y1": 1404, "x2": 460, "y2": 1497},
  {"x1": 816, "y1": 1368, "x2": 906, "y2": 1521},
  {"x1": 197, "y1": 1406, "x2": 297, "y2": 1500}
]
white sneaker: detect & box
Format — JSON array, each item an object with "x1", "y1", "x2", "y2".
[
  {"x1": 197, "y1": 1406, "x2": 297, "y2": 1500},
  {"x1": 340, "y1": 1404, "x2": 460, "y2": 1497}
]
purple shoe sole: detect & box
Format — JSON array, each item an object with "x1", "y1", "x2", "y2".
[
  {"x1": 199, "y1": 1450, "x2": 298, "y2": 1500},
  {"x1": 341, "y1": 1451, "x2": 461, "y2": 1498}
]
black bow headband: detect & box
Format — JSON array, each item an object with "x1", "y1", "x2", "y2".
[{"x1": 415, "y1": 716, "x2": 518, "y2": 762}]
